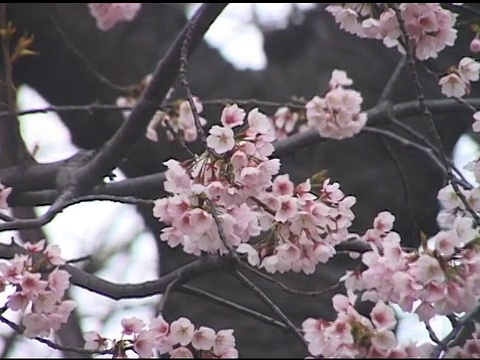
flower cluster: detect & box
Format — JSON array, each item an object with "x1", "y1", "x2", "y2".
[
  {"x1": 326, "y1": 3, "x2": 457, "y2": 60},
  {"x1": 341, "y1": 210, "x2": 480, "y2": 322},
  {"x1": 153, "y1": 105, "x2": 277, "y2": 256},
  {"x1": 88, "y1": 3, "x2": 142, "y2": 31},
  {"x1": 306, "y1": 69, "x2": 367, "y2": 140},
  {"x1": 84, "y1": 316, "x2": 237, "y2": 358},
  {"x1": 0, "y1": 180, "x2": 12, "y2": 209},
  {"x1": 0, "y1": 240, "x2": 75, "y2": 338},
  {"x1": 302, "y1": 291, "x2": 433, "y2": 358},
  {"x1": 439, "y1": 57, "x2": 480, "y2": 98},
  {"x1": 153, "y1": 104, "x2": 356, "y2": 274},
  {"x1": 238, "y1": 176, "x2": 356, "y2": 274}
]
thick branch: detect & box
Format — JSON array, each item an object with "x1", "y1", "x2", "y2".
[
  {"x1": 73, "y1": 4, "x2": 227, "y2": 192},
  {"x1": 2, "y1": 97, "x2": 480, "y2": 211}
]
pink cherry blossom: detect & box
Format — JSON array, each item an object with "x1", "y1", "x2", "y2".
[
  {"x1": 327, "y1": 4, "x2": 457, "y2": 60},
  {"x1": 169, "y1": 317, "x2": 194, "y2": 346},
  {"x1": 370, "y1": 301, "x2": 397, "y2": 331},
  {"x1": 271, "y1": 107, "x2": 299, "y2": 139},
  {"x1": 170, "y1": 346, "x2": 193, "y2": 358},
  {"x1": 306, "y1": 70, "x2": 367, "y2": 140},
  {"x1": 439, "y1": 73, "x2": 468, "y2": 97},
  {"x1": 0, "y1": 181, "x2": 12, "y2": 209},
  {"x1": 473, "y1": 111, "x2": 480, "y2": 133},
  {"x1": 437, "y1": 183, "x2": 462, "y2": 209},
  {"x1": 88, "y1": 4, "x2": 142, "y2": 31},
  {"x1": 23, "y1": 240, "x2": 46, "y2": 253},
  {"x1": 247, "y1": 108, "x2": 273, "y2": 135},
  {"x1": 44, "y1": 244, "x2": 66, "y2": 266},
  {"x1": 213, "y1": 329, "x2": 236, "y2": 356},
  {"x1": 218, "y1": 347, "x2": 239, "y2": 358},
  {"x1": 373, "y1": 211, "x2": 395, "y2": 233},
  {"x1": 146, "y1": 111, "x2": 166, "y2": 143},
  {"x1": 33, "y1": 292, "x2": 57, "y2": 313},
  {"x1": 22, "y1": 313, "x2": 51, "y2": 338},
  {"x1": 48, "y1": 268, "x2": 71, "y2": 298},
  {"x1": 191, "y1": 326, "x2": 216, "y2": 350},
  {"x1": 150, "y1": 315, "x2": 169, "y2": 340},
  {"x1": 274, "y1": 196, "x2": 297, "y2": 223},
  {"x1": 458, "y1": 57, "x2": 480, "y2": 82},
  {"x1": 329, "y1": 69, "x2": 353, "y2": 88},
  {"x1": 432, "y1": 229, "x2": 460, "y2": 256},
  {"x1": 206, "y1": 125, "x2": 235, "y2": 154},
  {"x1": 471, "y1": 37, "x2": 480, "y2": 53},
  {"x1": 21, "y1": 272, "x2": 48, "y2": 296},
  {"x1": 221, "y1": 104, "x2": 245, "y2": 128},
  {"x1": 134, "y1": 330, "x2": 156, "y2": 358},
  {"x1": 272, "y1": 174, "x2": 294, "y2": 196},
  {"x1": 7, "y1": 292, "x2": 30, "y2": 312},
  {"x1": 121, "y1": 317, "x2": 145, "y2": 335}
]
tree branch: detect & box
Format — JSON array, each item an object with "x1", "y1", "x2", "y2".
[{"x1": 73, "y1": 4, "x2": 227, "y2": 192}]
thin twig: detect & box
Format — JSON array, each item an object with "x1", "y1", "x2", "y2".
[
  {"x1": 206, "y1": 198, "x2": 233, "y2": 253},
  {"x1": 178, "y1": 284, "x2": 289, "y2": 331},
  {"x1": 380, "y1": 136, "x2": 420, "y2": 238},
  {"x1": 363, "y1": 126, "x2": 446, "y2": 175},
  {"x1": 158, "y1": 276, "x2": 183, "y2": 314},
  {"x1": 425, "y1": 321, "x2": 444, "y2": 349},
  {"x1": 179, "y1": 14, "x2": 208, "y2": 146},
  {"x1": 233, "y1": 269, "x2": 309, "y2": 351},
  {"x1": 163, "y1": 119, "x2": 196, "y2": 158},
  {"x1": 387, "y1": 114, "x2": 473, "y2": 190},
  {"x1": 0, "y1": 99, "x2": 305, "y2": 119},
  {"x1": 238, "y1": 260, "x2": 341, "y2": 297},
  {"x1": 66, "y1": 255, "x2": 91, "y2": 264},
  {"x1": 50, "y1": 15, "x2": 133, "y2": 93}
]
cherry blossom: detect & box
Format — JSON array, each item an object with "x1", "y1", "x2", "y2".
[
  {"x1": 306, "y1": 70, "x2": 367, "y2": 140},
  {"x1": 270, "y1": 107, "x2": 299, "y2": 139},
  {"x1": 169, "y1": 317, "x2": 195, "y2": 346},
  {"x1": 302, "y1": 290, "x2": 433, "y2": 358},
  {"x1": 88, "y1": 3, "x2": 142, "y2": 31},
  {"x1": 473, "y1": 111, "x2": 480, "y2": 133},
  {"x1": 191, "y1": 326, "x2": 216, "y2": 350},
  {"x1": 458, "y1": 57, "x2": 480, "y2": 82},
  {"x1": 471, "y1": 36, "x2": 480, "y2": 53},
  {"x1": 326, "y1": 3, "x2": 457, "y2": 60},
  {"x1": 121, "y1": 317, "x2": 145, "y2": 335},
  {"x1": 0, "y1": 181, "x2": 12, "y2": 209},
  {"x1": 0, "y1": 240, "x2": 76, "y2": 339},
  {"x1": 82, "y1": 316, "x2": 237, "y2": 358},
  {"x1": 221, "y1": 104, "x2": 245, "y2": 128},
  {"x1": 206, "y1": 125, "x2": 236, "y2": 154},
  {"x1": 439, "y1": 73, "x2": 468, "y2": 98}
]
